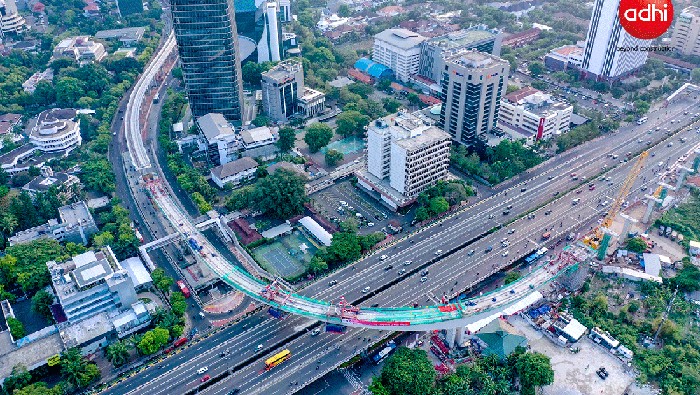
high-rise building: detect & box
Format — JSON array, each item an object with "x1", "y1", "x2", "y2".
[
  {"x1": 418, "y1": 26, "x2": 502, "y2": 83},
  {"x1": 372, "y1": 28, "x2": 427, "y2": 83},
  {"x1": 358, "y1": 111, "x2": 451, "y2": 210},
  {"x1": 438, "y1": 51, "x2": 510, "y2": 146},
  {"x1": 278, "y1": 0, "x2": 291, "y2": 22},
  {"x1": 580, "y1": 0, "x2": 649, "y2": 80},
  {"x1": 670, "y1": 7, "x2": 700, "y2": 57},
  {"x1": 261, "y1": 60, "x2": 326, "y2": 123},
  {"x1": 171, "y1": 0, "x2": 244, "y2": 122},
  {"x1": 258, "y1": 1, "x2": 281, "y2": 62},
  {"x1": 0, "y1": 0, "x2": 27, "y2": 38}
]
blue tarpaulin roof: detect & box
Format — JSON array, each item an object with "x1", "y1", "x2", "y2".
[{"x1": 354, "y1": 57, "x2": 393, "y2": 79}]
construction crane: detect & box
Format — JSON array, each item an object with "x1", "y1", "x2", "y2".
[{"x1": 584, "y1": 151, "x2": 649, "y2": 259}]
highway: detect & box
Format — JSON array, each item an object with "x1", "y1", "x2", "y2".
[{"x1": 104, "y1": 74, "x2": 700, "y2": 395}]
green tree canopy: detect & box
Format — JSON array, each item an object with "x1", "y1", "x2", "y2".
[
  {"x1": 31, "y1": 289, "x2": 55, "y2": 323},
  {"x1": 325, "y1": 149, "x2": 344, "y2": 167},
  {"x1": 61, "y1": 348, "x2": 101, "y2": 389},
  {"x1": 515, "y1": 352, "x2": 554, "y2": 395},
  {"x1": 277, "y1": 126, "x2": 296, "y2": 152},
  {"x1": 106, "y1": 339, "x2": 131, "y2": 367},
  {"x1": 304, "y1": 123, "x2": 334, "y2": 153},
  {"x1": 335, "y1": 110, "x2": 370, "y2": 137},
  {"x1": 380, "y1": 347, "x2": 436, "y2": 395},
  {"x1": 626, "y1": 237, "x2": 648, "y2": 253},
  {"x1": 252, "y1": 169, "x2": 307, "y2": 219},
  {"x1": 138, "y1": 327, "x2": 171, "y2": 355}
]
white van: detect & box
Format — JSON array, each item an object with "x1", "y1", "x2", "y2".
[{"x1": 636, "y1": 117, "x2": 648, "y2": 125}]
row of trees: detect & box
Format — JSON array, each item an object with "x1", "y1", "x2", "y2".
[
  {"x1": 225, "y1": 169, "x2": 308, "y2": 220},
  {"x1": 414, "y1": 181, "x2": 474, "y2": 222},
  {"x1": 451, "y1": 140, "x2": 544, "y2": 185},
  {"x1": 2, "y1": 348, "x2": 100, "y2": 395},
  {"x1": 370, "y1": 346, "x2": 553, "y2": 395}
]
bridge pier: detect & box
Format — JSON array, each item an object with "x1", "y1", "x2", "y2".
[{"x1": 455, "y1": 326, "x2": 466, "y2": 347}]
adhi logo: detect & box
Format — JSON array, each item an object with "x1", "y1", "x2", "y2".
[{"x1": 619, "y1": 0, "x2": 674, "y2": 40}]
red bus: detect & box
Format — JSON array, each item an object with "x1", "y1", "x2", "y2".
[
  {"x1": 173, "y1": 337, "x2": 188, "y2": 348},
  {"x1": 177, "y1": 280, "x2": 191, "y2": 298}
]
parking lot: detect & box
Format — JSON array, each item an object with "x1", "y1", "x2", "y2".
[{"x1": 309, "y1": 180, "x2": 411, "y2": 235}]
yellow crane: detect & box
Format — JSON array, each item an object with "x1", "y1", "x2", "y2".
[{"x1": 584, "y1": 151, "x2": 649, "y2": 258}]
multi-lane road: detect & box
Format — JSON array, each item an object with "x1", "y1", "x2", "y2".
[{"x1": 103, "y1": 69, "x2": 700, "y2": 395}]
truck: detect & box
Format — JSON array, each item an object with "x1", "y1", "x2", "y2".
[
  {"x1": 325, "y1": 324, "x2": 346, "y2": 334},
  {"x1": 371, "y1": 341, "x2": 396, "y2": 364},
  {"x1": 134, "y1": 227, "x2": 144, "y2": 244},
  {"x1": 153, "y1": 93, "x2": 160, "y2": 103},
  {"x1": 188, "y1": 237, "x2": 203, "y2": 252},
  {"x1": 671, "y1": 231, "x2": 678, "y2": 241},
  {"x1": 177, "y1": 280, "x2": 191, "y2": 298},
  {"x1": 542, "y1": 232, "x2": 551, "y2": 240}
]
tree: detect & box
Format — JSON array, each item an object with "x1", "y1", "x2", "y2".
[
  {"x1": 504, "y1": 271, "x2": 521, "y2": 285},
  {"x1": 369, "y1": 377, "x2": 390, "y2": 395},
  {"x1": 277, "y1": 126, "x2": 296, "y2": 152},
  {"x1": 252, "y1": 169, "x2": 307, "y2": 219},
  {"x1": 304, "y1": 123, "x2": 333, "y2": 152},
  {"x1": 406, "y1": 92, "x2": 421, "y2": 107},
  {"x1": 692, "y1": 68, "x2": 700, "y2": 83},
  {"x1": 669, "y1": 264, "x2": 700, "y2": 292},
  {"x1": 33, "y1": 80, "x2": 56, "y2": 106},
  {"x1": 528, "y1": 62, "x2": 545, "y2": 77},
  {"x1": 0, "y1": 213, "x2": 18, "y2": 247},
  {"x1": 13, "y1": 382, "x2": 62, "y2": 395},
  {"x1": 54, "y1": 77, "x2": 84, "y2": 107},
  {"x1": 626, "y1": 237, "x2": 648, "y2": 253},
  {"x1": 309, "y1": 256, "x2": 328, "y2": 274},
  {"x1": 382, "y1": 98, "x2": 402, "y2": 113},
  {"x1": 170, "y1": 291, "x2": 187, "y2": 317},
  {"x1": 429, "y1": 197, "x2": 449, "y2": 215},
  {"x1": 3, "y1": 365, "x2": 32, "y2": 394},
  {"x1": 380, "y1": 347, "x2": 435, "y2": 395},
  {"x1": 61, "y1": 348, "x2": 101, "y2": 389},
  {"x1": 7, "y1": 317, "x2": 25, "y2": 339},
  {"x1": 138, "y1": 327, "x2": 171, "y2": 355},
  {"x1": 106, "y1": 339, "x2": 131, "y2": 367},
  {"x1": 338, "y1": 3, "x2": 351, "y2": 16},
  {"x1": 31, "y1": 289, "x2": 55, "y2": 322},
  {"x1": 325, "y1": 232, "x2": 362, "y2": 264},
  {"x1": 515, "y1": 352, "x2": 554, "y2": 395},
  {"x1": 335, "y1": 110, "x2": 370, "y2": 137},
  {"x1": 93, "y1": 231, "x2": 115, "y2": 248},
  {"x1": 325, "y1": 149, "x2": 344, "y2": 167},
  {"x1": 252, "y1": 115, "x2": 270, "y2": 127},
  {"x1": 151, "y1": 268, "x2": 174, "y2": 293}
]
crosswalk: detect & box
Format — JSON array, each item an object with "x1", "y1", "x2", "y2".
[{"x1": 340, "y1": 368, "x2": 371, "y2": 395}]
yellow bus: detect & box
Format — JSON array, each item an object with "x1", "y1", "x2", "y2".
[{"x1": 264, "y1": 349, "x2": 291, "y2": 370}]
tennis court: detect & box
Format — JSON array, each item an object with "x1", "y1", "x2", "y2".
[
  {"x1": 252, "y1": 230, "x2": 317, "y2": 278},
  {"x1": 321, "y1": 136, "x2": 365, "y2": 155}
]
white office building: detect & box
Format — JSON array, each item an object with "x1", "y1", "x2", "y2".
[
  {"x1": 358, "y1": 111, "x2": 451, "y2": 209},
  {"x1": 198, "y1": 113, "x2": 239, "y2": 166},
  {"x1": 372, "y1": 29, "x2": 427, "y2": 83},
  {"x1": 30, "y1": 108, "x2": 82, "y2": 153},
  {"x1": 498, "y1": 87, "x2": 573, "y2": 145},
  {"x1": 671, "y1": 6, "x2": 700, "y2": 57},
  {"x1": 0, "y1": 0, "x2": 26, "y2": 37},
  {"x1": 210, "y1": 157, "x2": 259, "y2": 188},
  {"x1": 581, "y1": 0, "x2": 649, "y2": 80},
  {"x1": 258, "y1": 1, "x2": 281, "y2": 62}
]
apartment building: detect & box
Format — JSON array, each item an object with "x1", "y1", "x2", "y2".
[
  {"x1": 671, "y1": 7, "x2": 700, "y2": 57},
  {"x1": 372, "y1": 28, "x2": 427, "y2": 82}
]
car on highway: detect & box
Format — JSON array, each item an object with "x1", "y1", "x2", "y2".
[
  {"x1": 384, "y1": 265, "x2": 394, "y2": 271},
  {"x1": 380, "y1": 255, "x2": 388, "y2": 260},
  {"x1": 420, "y1": 277, "x2": 428, "y2": 283},
  {"x1": 398, "y1": 268, "x2": 406, "y2": 275},
  {"x1": 572, "y1": 198, "x2": 580, "y2": 205},
  {"x1": 201, "y1": 375, "x2": 210, "y2": 382},
  {"x1": 435, "y1": 249, "x2": 443, "y2": 255},
  {"x1": 197, "y1": 367, "x2": 208, "y2": 374},
  {"x1": 310, "y1": 328, "x2": 321, "y2": 336},
  {"x1": 328, "y1": 280, "x2": 337, "y2": 287},
  {"x1": 404, "y1": 260, "x2": 412, "y2": 265},
  {"x1": 502, "y1": 251, "x2": 509, "y2": 257},
  {"x1": 468, "y1": 249, "x2": 475, "y2": 256},
  {"x1": 502, "y1": 210, "x2": 510, "y2": 215},
  {"x1": 485, "y1": 246, "x2": 493, "y2": 253},
  {"x1": 362, "y1": 286, "x2": 370, "y2": 293},
  {"x1": 507, "y1": 229, "x2": 515, "y2": 234}
]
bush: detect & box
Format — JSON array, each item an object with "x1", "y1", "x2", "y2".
[{"x1": 7, "y1": 317, "x2": 25, "y2": 339}]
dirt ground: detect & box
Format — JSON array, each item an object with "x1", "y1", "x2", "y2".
[{"x1": 506, "y1": 315, "x2": 657, "y2": 395}]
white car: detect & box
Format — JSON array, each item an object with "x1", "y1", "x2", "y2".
[
  {"x1": 420, "y1": 277, "x2": 428, "y2": 283},
  {"x1": 502, "y1": 251, "x2": 509, "y2": 257},
  {"x1": 197, "y1": 367, "x2": 208, "y2": 374},
  {"x1": 362, "y1": 286, "x2": 371, "y2": 293},
  {"x1": 380, "y1": 255, "x2": 388, "y2": 260},
  {"x1": 404, "y1": 260, "x2": 412, "y2": 266},
  {"x1": 435, "y1": 249, "x2": 443, "y2": 255},
  {"x1": 310, "y1": 328, "x2": 321, "y2": 336},
  {"x1": 339, "y1": 201, "x2": 348, "y2": 206},
  {"x1": 367, "y1": 222, "x2": 375, "y2": 227}
]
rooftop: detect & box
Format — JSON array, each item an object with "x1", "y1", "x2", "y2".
[
  {"x1": 94, "y1": 27, "x2": 146, "y2": 42},
  {"x1": 444, "y1": 50, "x2": 507, "y2": 69},
  {"x1": 48, "y1": 249, "x2": 118, "y2": 299},
  {"x1": 427, "y1": 28, "x2": 498, "y2": 50},
  {"x1": 681, "y1": 6, "x2": 700, "y2": 18},
  {"x1": 241, "y1": 126, "x2": 275, "y2": 145},
  {"x1": 23, "y1": 173, "x2": 77, "y2": 193},
  {"x1": 58, "y1": 201, "x2": 94, "y2": 226},
  {"x1": 262, "y1": 59, "x2": 302, "y2": 83},
  {"x1": 119, "y1": 257, "x2": 152, "y2": 288},
  {"x1": 198, "y1": 113, "x2": 235, "y2": 141},
  {"x1": 393, "y1": 126, "x2": 451, "y2": 152},
  {"x1": 299, "y1": 216, "x2": 333, "y2": 246},
  {"x1": 267, "y1": 161, "x2": 307, "y2": 178},
  {"x1": 59, "y1": 311, "x2": 112, "y2": 348},
  {"x1": 374, "y1": 28, "x2": 427, "y2": 49},
  {"x1": 210, "y1": 157, "x2": 259, "y2": 179},
  {"x1": 504, "y1": 87, "x2": 572, "y2": 116}
]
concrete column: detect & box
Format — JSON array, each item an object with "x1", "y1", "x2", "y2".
[
  {"x1": 676, "y1": 167, "x2": 693, "y2": 191},
  {"x1": 619, "y1": 214, "x2": 637, "y2": 242},
  {"x1": 455, "y1": 327, "x2": 466, "y2": 347},
  {"x1": 642, "y1": 198, "x2": 656, "y2": 224},
  {"x1": 445, "y1": 328, "x2": 457, "y2": 349}
]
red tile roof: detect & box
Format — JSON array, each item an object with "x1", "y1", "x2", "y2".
[
  {"x1": 418, "y1": 94, "x2": 441, "y2": 105},
  {"x1": 347, "y1": 68, "x2": 374, "y2": 84},
  {"x1": 504, "y1": 86, "x2": 540, "y2": 103}
]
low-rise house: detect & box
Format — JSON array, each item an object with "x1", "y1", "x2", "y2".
[
  {"x1": 52, "y1": 36, "x2": 107, "y2": 64},
  {"x1": 210, "y1": 157, "x2": 259, "y2": 188}
]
